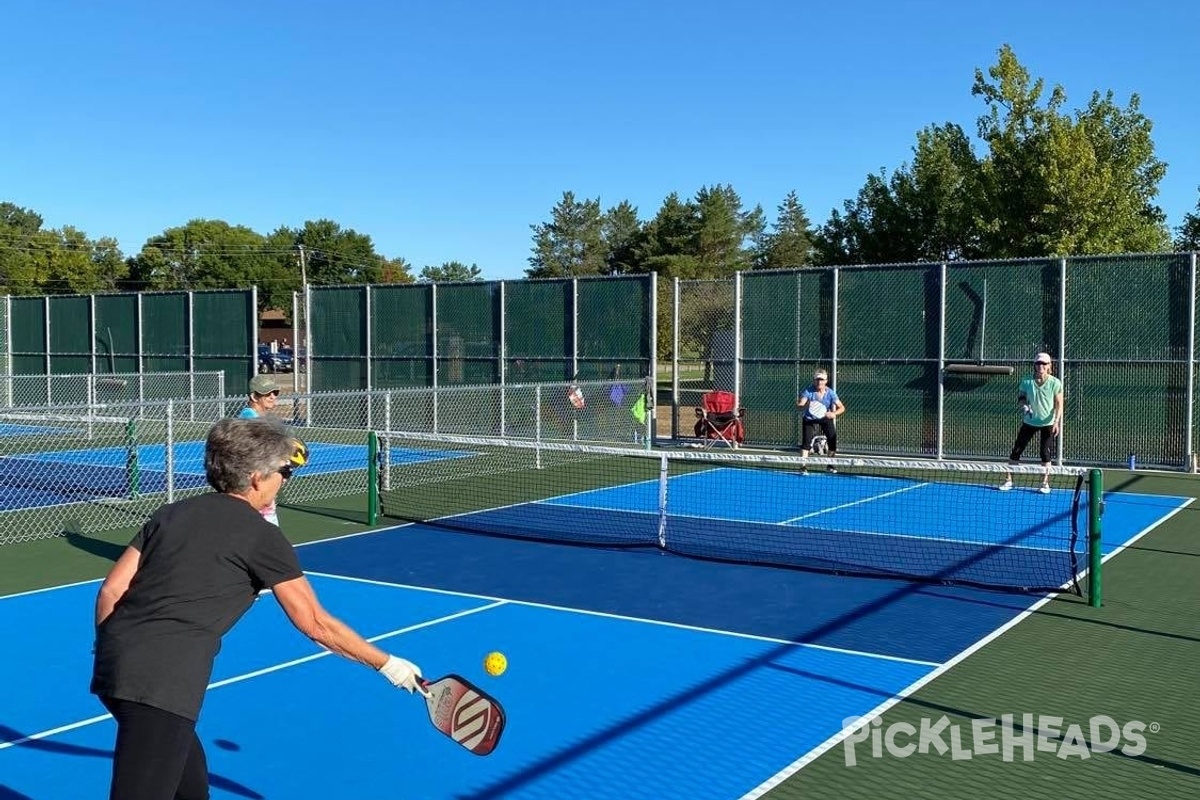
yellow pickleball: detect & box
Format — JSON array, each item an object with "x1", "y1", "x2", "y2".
[{"x1": 484, "y1": 651, "x2": 507, "y2": 677}]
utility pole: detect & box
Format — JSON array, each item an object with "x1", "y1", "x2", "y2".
[{"x1": 297, "y1": 244, "x2": 308, "y2": 286}]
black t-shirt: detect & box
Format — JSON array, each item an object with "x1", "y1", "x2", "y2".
[{"x1": 91, "y1": 492, "x2": 303, "y2": 720}]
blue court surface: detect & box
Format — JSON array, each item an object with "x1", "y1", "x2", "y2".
[
  {"x1": 0, "y1": 442, "x2": 469, "y2": 512},
  {"x1": 0, "y1": 479, "x2": 1189, "y2": 799}
]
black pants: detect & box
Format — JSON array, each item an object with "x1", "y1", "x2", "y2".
[
  {"x1": 803, "y1": 418, "x2": 838, "y2": 453},
  {"x1": 1009, "y1": 422, "x2": 1057, "y2": 464},
  {"x1": 100, "y1": 697, "x2": 209, "y2": 800}
]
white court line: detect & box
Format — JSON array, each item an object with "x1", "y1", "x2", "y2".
[
  {"x1": 781, "y1": 481, "x2": 930, "y2": 524},
  {"x1": 305, "y1": 570, "x2": 940, "y2": 668},
  {"x1": 0, "y1": 600, "x2": 505, "y2": 752},
  {"x1": 736, "y1": 498, "x2": 1193, "y2": 800}
]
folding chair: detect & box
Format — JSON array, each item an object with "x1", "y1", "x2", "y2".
[{"x1": 693, "y1": 390, "x2": 746, "y2": 448}]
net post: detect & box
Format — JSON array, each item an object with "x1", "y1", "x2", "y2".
[
  {"x1": 656, "y1": 452, "x2": 668, "y2": 548},
  {"x1": 1088, "y1": 468, "x2": 1103, "y2": 607},
  {"x1": 367, "y1": 430, "x2": 379, "y2": 525},
  {"x1": 125, "y1": 418, "x2": 140, "y2": 499}
]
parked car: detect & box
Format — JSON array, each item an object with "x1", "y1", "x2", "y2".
[{"x1": 258, "y1": 344, "x2": 295, "y2": 374}]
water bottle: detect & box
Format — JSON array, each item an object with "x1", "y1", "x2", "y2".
[{"x1": 1128, "y1": 453, "x2": 1136, "y2": 471}]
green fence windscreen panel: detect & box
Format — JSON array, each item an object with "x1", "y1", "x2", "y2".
[
  {"x1": 576, "y1": 276, "x2": 651, "y2": 380},
  {"x1": 141, "y1": 293, "x2": 188, "y2": 356},
  {"x1": 839, "y1": 265, "x2": 937, "y2": 361},
  {"x1": 192, "y1": 290, "x2": 254, "y2": 392},
  {"x1": 10, "y1": 297, "x2": 46, "y2": 374},
  {"x1": 310, "y1": 287, "x2": 367, "y2": 392},
  {"x1": 48, "y1": 295, "x2": 91, "y2": 374},
  {"x1": 505, "y1": 280, "x2": 571, "y2": 382},
  {"x1": 437, "y1": 283, "x2": 499, "y2": 386},
  {"x1": 94, "y1": 294, "x2": 139, "y2": 373},
  {"x1": 945, "y1": 260, "x2": 1060, "y2": 362},
  {"x1": 371, "y1": 284, "x2": 432, "y2": 389}
]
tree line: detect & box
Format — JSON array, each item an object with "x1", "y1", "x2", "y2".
[{"x1": 2, "y1": 45, "x2": 1199, "y2": 310}]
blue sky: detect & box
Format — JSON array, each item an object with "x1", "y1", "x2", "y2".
[{"x1": 2, "y1": 0, "x2": 1198, "y2": 280}]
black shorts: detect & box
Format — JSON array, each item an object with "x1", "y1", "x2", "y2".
[
  {"x1": 1009, "y1": 423, "x2": 1057, "y2": 464},
  {"x1": 803, "y1": 417, "x2": 837, "y2": 452}
]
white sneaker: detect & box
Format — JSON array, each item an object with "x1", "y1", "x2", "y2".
[
  {"x1": 998, "y1": 479, "x2": 1013, "y2": 491},
  {"x1": 1038, "y1": 484, "x2": 1051, "y2": 495}
]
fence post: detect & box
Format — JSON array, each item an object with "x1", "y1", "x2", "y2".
[
  {"x1": 365, "y1": 285, "x2": 373, "y2": 426},
  {"x1": 648, "y1": 272, "x2": 658, "y2": 448},
  {"x1": 166, "y1": 400, "x2": 175, "y2": 504},
  {"x1": 831, "y1": 268, "x2": 840, "y2": 386},
  {"x1": 1058, "y1": 258, "x2": 1067, "y2": 465},
  {"x1": 671, "y1": 277, "x2": 680, "y2": 441},
  {"x1": 431, "y1": 284, "x2": 439, "y2": 432},
  {"x1": 499, "y1": 281, "x2": 507, "y2": 434},
  {"x1": 937, "y1": 262, "x2": 947, "y2": 460},
  {"x1": 571, "y1": 277, "x2": 579, "y2": 442},
  {"x1": 1187, "y1": 252, "x2": 1197, "y2": 469},
  {"x1": 733, "y1": 272, "x2": 743, "y2": 409}
]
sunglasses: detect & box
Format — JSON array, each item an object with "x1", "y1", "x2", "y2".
[
  {"x1": 276, "y1": 464, "x2": 296, "y2": 481},
  {"x1": 1034, "y1": 361, "x2": 1050, "y2": 367},
  {"x1": 255, "y1": 390, "x2": 281, "y2": 398}
]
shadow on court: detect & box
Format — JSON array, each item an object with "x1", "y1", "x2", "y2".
[
  {"x1": 0, "y1": 724, "x2": 265, "y2": 799},
  {"x1": 62, "y1": 531, "x2": 125, "y2": 563}
]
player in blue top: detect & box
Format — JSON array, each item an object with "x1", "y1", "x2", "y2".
[
  {"x1": 1000, "y1": 352, "x2": 1064, "y2": 494},
  {"x1": 796, "y1": 368, "x2": 846, "y2": 472},
  {"x1": 239, "y1": 374, "x2": 283, "y2": 524}
]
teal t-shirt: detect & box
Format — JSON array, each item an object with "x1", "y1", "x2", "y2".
[
  {"x1": 1019, "y1": 374, "x2": 1062, "y2": 427},
  {"x1": 238, "y1": 407, "x2": 259, "y2": 419}
]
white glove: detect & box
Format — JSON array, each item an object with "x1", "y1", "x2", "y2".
[{"x1": 379, "y1": 654, "x2": 423, "y2": 693}]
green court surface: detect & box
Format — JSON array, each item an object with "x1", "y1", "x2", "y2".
[{"x1": 2, "y1": 472, "x2": 1196, "y2": 799}]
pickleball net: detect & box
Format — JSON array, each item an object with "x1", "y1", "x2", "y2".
[
  {"x1": 0, "y1": 412, "x2": 145, "y2": 502},
  {"x1": 370, "y1": 431, "x2": 1103, "y2": 597}
]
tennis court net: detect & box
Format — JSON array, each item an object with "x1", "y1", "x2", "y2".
[{"x1": 371, "y1": 432, "x2": 1102, "y2": 597}]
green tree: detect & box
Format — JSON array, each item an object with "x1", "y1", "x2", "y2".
[
  {"x1": 693, "y1": 184, "x2": 763, "y2": 276},
  {"x1": 0, "y1": 202, "x2": 46, "y2": 294},
  {"x1": 972, "y1": 44, "x2": 1169, "y2": 256},
  {"x1": 292, "y1": 219, "x2": 385, "y2": 285},
  {"x1": 129, "y1": 219, "x2": 275, "y2": 293},
  {"x1": 1175, "y1": 189, "x2": 1200, "y2": 250},
  {"x1": 602, "y1": 200, "x2": 643, "y2": 275},
  {"x1": 637, "y1": 192, "x2": 700, "y2": 278},
  {"x1": 419, "y1": 261, "x2": 483, "y2": 282},
  {"x1": 818, "y1": 45, "x2": 1170, "y2": 265},
  {"x1": 759, "y1": 191, "x2": 815, "y2": 269},
  {"x1": 380, "y1": 255, "x2": 415, "y2": 283},
  {"x1": 816, "y1": 124, "x2": 985, "y2": 265},
  {"x1": 527, "y1": 191, "x2": 606, "y2": 277}
]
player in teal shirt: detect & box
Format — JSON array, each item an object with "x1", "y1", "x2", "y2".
[{"x1": 999, "y1": 352, "x2": 1064, "y2": 494}]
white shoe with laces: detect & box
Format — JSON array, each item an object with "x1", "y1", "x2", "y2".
[
  {"x1": 998, "y1": 478, "x2": 1013, "y2": 491},
  {"x1": 1038, "y1": 483, "x2": 1051, "y2": 495}
]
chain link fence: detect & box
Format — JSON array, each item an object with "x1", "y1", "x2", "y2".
[
  {"x1": 665, "y1": 252, "x2": 1200, "y2": 469},
  {"x1": 0, "y1": 378, "x2": 652, "y2": 545},
  {"x1": 0, "y1": 371, "x2": 225, "y2": 410}
]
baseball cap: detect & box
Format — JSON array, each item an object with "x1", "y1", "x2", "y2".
[
  {"x1": 1034, "y1": 352, "x2": 1052, "y2": 365},
  {"x1": 249, "y1": 374, "x2": 281, "y2": 395}
]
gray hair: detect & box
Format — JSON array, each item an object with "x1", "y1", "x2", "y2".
[{"x1": 205, "y1": 417, "x2": 294, "y2": 493}]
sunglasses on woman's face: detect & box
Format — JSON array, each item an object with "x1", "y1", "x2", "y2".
[
  {"x1": 1034, "y1": 361, "x2": 1050, "y2": 367},
  {"x1": 276, "y1": 464, "x2": 295, "y2": 481}
]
